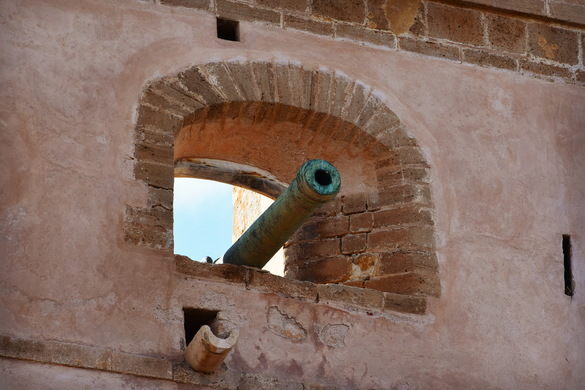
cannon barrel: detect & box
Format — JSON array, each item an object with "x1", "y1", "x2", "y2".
[{"x1": 222, "y1": 159, "x2": 341, "y2": 268}]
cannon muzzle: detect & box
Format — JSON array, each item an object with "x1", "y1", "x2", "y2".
[{"x1": 222, "y1": 159, "x2": 341, "y2": 268}]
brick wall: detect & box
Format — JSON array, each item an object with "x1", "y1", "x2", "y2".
[{"x1": 154, "y1": 0, "x2": 585, "y2": 85}]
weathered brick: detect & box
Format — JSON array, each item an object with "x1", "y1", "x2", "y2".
[
  {"x1": 177, "y1": 66, "x2": 224, "y2": 105},
  {"x1": 202, "y1": 62, "x2": 244, "y2": 101},
  {"x1": 373, "y1": 204, "x2": 433, "y2": 228},
  {"x1": 520, "y1": 60, "x2": 572, "y2": 79},
  {"x1": 550, "y1": 2, "x2": 585, "y2": 25},
  {"x1": 401, "y1": 166, "x2": 430, "y2": 183},
  {"x1": 577, "y1": 70, "x2": 585, "y2": 85},
  {"x1": 136, "y1": 104, "x2": 184, "y2": 132},
  {"x1": 310, "y1": 70, "x2": 333, "y2": 114},
  {"x1": 383, "y1": 292, "x2": 427, "y2": 314},
  {"x1": 364, "y1": 271, "x2": 440, "y2": 296},
  {"x1": 398, "y1": 37, "x2": 460, "y2": 61},
  {"x1": 246, "y1": 269, "x2": 317, "y2": 300},
  {"x1": 350, "y1": 213, "x2": 374, "y2": 233},
  {"x1": 340, "y1": 82, "x2": 370, "y2": 124},
  {"x1": 366, "y1": 0, "x2": 421, "y2": 34},
  {"x1": 126, "y1": 206, "x2": 172, "y2": 229},
  {"x1": 251, "y1": 62, "x2": 276, "y2": 102},
  {"x1": 136, "y1": 127, "x2": 174, "y2": 148},
  {"x1": 135, "y1": 143, "x2": 174, "y2": 165},
  {"x1": 312, "y1": 0, "x2": 366, "y2": 23},
  {"x1": 336, "y1": 23, "x2": 396, "y2": 48},
  {"x1": 147, "y1": 186, "x2": 173, "y2": 210},
  {"x1": 466, "y1": 0, "x2": 545, "y2": 15},
  {"x1": 317, "y1": 284, "x2": 384, "y2": 310},
  {"x1": 463, "y1": 49, "x2": 518, "y2": 71},
  {"x1": 389, "y1": 126, "x2": 417, "y2": 148},
  {"x1": 363, "y1": 106, "x2": 401, "y2": 139},
  {"x1": 134, "y1": 161, "x2": 174, "y2": 188},
  {"x1": 376, "y1": 166, "x2": 403, "y2": 186},
  {"x1": 217, "y1": 0, "x2": 281, "y2": 24},
  {"x1": 285, "y1": 238, "x2": 341, "y2": 262},
  {"x1": 427, "y1": 3, "x2": 484, "y2": 45},
  {"x1": 486, "y1": 14, "x2": 526, "y2": 53},
  {"x1": 124, "y1": 223, "x2": 171, "y2": 249},
  {"x1": 284, "y1": 15, "x2": 333, "y2": 36},
  {"x1": 293, "y1": 215, "x2": 349, "y2": 240},
  {"x1": 312, "y1": 198, "x2": 341, "y2": 216},
  {"x1": 342, "y1": 193, "x2": 367, "y2": 214},
  {"x1": 290, "y1": 256, "x2": 352, "y2": 283},
  {"x1": 379, "y1": 250, "x2": 438, "y2": 274},
  {"x1": 355, "y1": 94, "x2": 383, "y2": 128},
  {"x1": 160, "y1": 0, "x2": 210, "y2": 10},
  {"x1": 367, "y1": 225, "x2": 435, "y2": 251},
  {"x1": 224, "y1": 62, "x2": 261, "y2": 101},
  {"x1": 329, "y1": 74, "x2": 352, "y2": 117},
  {"x1": 527, "y1": 23, "x2": 579, "y2": 64},
  {"x1": 257, "y1": 0, "x2": 308, "y2": 12},
  {"x1": 175, "y1": 255, "x2": 248, "y2": 284},
  {"x1": 397, "y1": 146, "x2": 428, "y2": 166},
  {"x1": 341, "y1": 233, "x2": 367, "y2": 254}
]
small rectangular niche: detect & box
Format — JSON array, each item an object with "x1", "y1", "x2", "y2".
[
  {"x1": 217, "y1": 18, "x2": 239, "y2": 41},
  {"x1": 563, "y1": 234, "x2": 575, "y2": 297},
  {"x1": 183, "y1": 307, "x2": 218, "y2": 346}
]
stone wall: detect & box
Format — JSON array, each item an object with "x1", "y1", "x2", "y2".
[
  {"x1": 2, "y1": 0, "x2": 584, "y2": 388},
  {"x1": 156, "y1": 0, "x2": 585, "y2": 84}
]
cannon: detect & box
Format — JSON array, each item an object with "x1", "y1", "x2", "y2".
[{"x1": 222, "y1": 159, "x2": 341, "y2": 268}]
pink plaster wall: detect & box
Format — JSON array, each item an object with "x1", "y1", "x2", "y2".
[{"x1": 1, "y1": 0, "x2": 584, "y2": 388}]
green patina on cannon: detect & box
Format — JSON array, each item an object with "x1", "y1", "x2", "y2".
[{"x1": 222, "y1": 159, "x2": 341, "y2": 269}]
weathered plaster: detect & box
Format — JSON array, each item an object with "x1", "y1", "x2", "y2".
[{"x1": 1, "y1": 0, "x2": 584, "y2": 388}]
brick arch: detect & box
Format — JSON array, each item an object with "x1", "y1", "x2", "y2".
[{"x1": 126, "y1": 61, "x2": 440, "y2": 306}]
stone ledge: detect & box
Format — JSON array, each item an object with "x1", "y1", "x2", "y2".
[
  {"x1": 175, "y1": 255, "x2": 427, "y2": 315},
  {"x1": 0, "y1": 335, "x2": 338, "y2": 389}
]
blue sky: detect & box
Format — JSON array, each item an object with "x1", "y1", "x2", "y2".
[{"x1": 173, "y1": 178, "x2": 233, "y2": 262}]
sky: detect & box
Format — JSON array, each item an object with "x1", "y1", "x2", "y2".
[{"x1": 173, "y1": 178, "x2": 233, "y2": 262}]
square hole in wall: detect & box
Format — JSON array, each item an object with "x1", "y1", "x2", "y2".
[
  {"x1": 217, "y1": 18, "x2": 239, "y2": 41},
  {"x1": 183, "y1": 307, "x2": 218, "y2": 346}
]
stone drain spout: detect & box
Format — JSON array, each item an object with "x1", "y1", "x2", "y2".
[{"x1": 185, "y1": 325, "x2": 239, "y2": 374}]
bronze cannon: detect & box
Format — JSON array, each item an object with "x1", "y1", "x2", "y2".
[{"x1": 222, "y1": 159, "x2": 341, "y2": 269}]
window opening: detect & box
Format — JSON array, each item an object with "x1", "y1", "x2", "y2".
[
  {"x1": 173, "y1": 177, "x2": 284, "y2": 275},
  {"x1": 216, "y1": 18, "x2": 239, "y2": 41},
  {"x1": 563, "y1": 234, "x2": 575, "y2": 296},
  {"x1": 183, "y1": 308, "x2": 218, "y2": 346}
]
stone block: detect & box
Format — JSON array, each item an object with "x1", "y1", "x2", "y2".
[
  {"x1": 342, "y1": 193, "x2": 367, "y2": 214},
  {"x1": 257, "y1": 0, "x2": 308, "y2": 11},
  {"x1": 368, "y1": 183, "x2": 432, "y2": 209},
  {"x1": 527, "y1": 23, "x2": 579, "y2": 64},
  {"x1": 398, "y1": 37, "x2": 460, "y2": 61},
  {"x1": 202, "y1": 62, "x2": 243, "y2": 101},
  {"x1": 134, "y1": 161, "x2": 174, "y2": 188},
  {"x1": 427, "y1": 3, "x2": 484, "y2": 45},
  {"x1": 290, "y1": 256, "x2": 352, "y2": 283},
  {"x1": 463, "y1": 49, "x2": 518, "y2": 71},
  {"x1": 340, "y1": 81, "x2": 370, "y2": 124},
  {"x1": 336, "y1": 23, "x2": 396, "y2": 48},
  {"x1": 312, "y1": 0, "x2": 366, "y2": 23},
  {"x1": 136, "y1": 104, "x2": 184, "y2": 133},
  {"x1": 389, "y1": 127, "x2": 417, "y2": 147},
  {"x1": 251, "y1": 62, "x2": 276, "y2": 102},
  {"x1": 341, "y1": 233, "x2": 367, "y2": 254},
  {"x1": 177, "y1": 66, "x2": 224, "y2": 105},
  {"x1": 379, "y1": 250, "x2": 438, "y2": 274},
  {"x1": 285, "y1": 238, "x2": 341, "y2": 262},
  {"x1": 373, "y1": 204, "x2": 433, "y2": 228},
  {"x1": 126, "y1": 206, "x2": 172, "y2": 229},
  {"x1": 401, "y1": 166, "x2": 430, "y2": 184},
  {"x1": 135, "y1": 143, "x2": 174, "y2": 165},
  {"x1": 383, "y1": 292, "x2": 427, "y2": 314},
  {"x1": 350, "y1": 213, "x2": 374, "y2": 233},
  {"x1": 367, "y1": 225, "x2": 435, "y2": 251},
  {"x1": 147, "y1": 186, "x2": 173, "y2": 210},
  {"x1": 317, "y1": 283, "x2": 384, "y2": 310},
  {"x1": 124, "y1": 222, "x2": 171, "y2": 249},
  {"x1": 520, "y1": 60, "x2": 572, "y2": 79},
  {"x1": 224, "y1": 62, "x2": 261, "y2": 101},
  {"x1": 329, "y1": 74, "x2": 351, "y2": 117},
  {"x1": 364, "y1": 271, "x2": 440, "y2": 296},
  {"x1": 550, "y1": 2, "x2": 585, "y2": 25},
  {"x1": 284, "y1": 14, "x2": 334, "y2": 36},
  {"x1": 486, "y1": 14, "x2": 526, "y2": 53},
  {"x1": 216, "y1": 0, "x2": 281, "y2": 24},
  {"x1": 293, "y1": 215, "x2": 349, "y2": 240},
  {"x1": 366, "y1": 0, "x2": 421, "y2": 35},
  {"x1": 309, "y1": 70, "x2": 333, "y2": 114}
]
